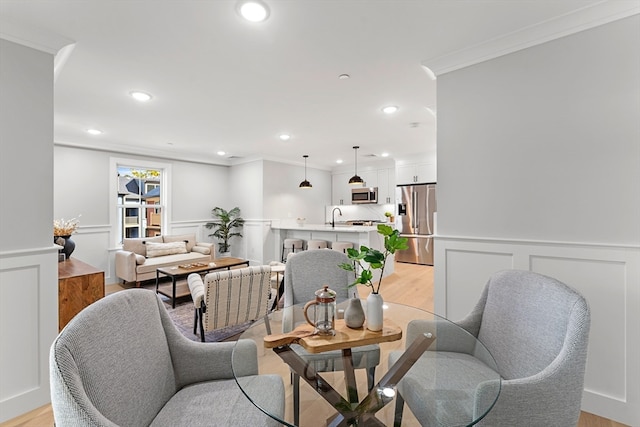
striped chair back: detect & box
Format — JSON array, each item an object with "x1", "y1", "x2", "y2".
[{"x1": 202, "y1": 265, "x2": 271, "y2": 331}]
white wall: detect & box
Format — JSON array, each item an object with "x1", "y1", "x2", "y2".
[
  {"x1": 230, "y1": 159, "x2": 332, "y2": 264},
  {"x1": 54, "y1": 146, "x2": 230, "y2": 282},
  {"x1": 433, "y1": 15, "x2": 640, "y2": 425},
  {"x1": 0, "y1": 39, "x2": 59, "y2": 423},
  {"x1": 263, "y1": 160, "x2": 331, "y2": 224}
]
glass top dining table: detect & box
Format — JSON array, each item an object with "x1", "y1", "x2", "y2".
[{"x1": 232, "y1": 299, "x2": 501, "y2": 426}]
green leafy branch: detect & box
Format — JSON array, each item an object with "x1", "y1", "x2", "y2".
[{"x1": 338, "y1": 224, "x2": 408, "y2": 294}]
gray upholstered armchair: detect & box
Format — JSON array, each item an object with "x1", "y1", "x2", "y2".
[
  {"x1": 50, "y1": 289, "x2": 284, "y2": 426},
  {"x1": 390, "y1": 269, "x2": 591, "y2": 426},
  {"x1": 283, "y1": 249, "x2": 381, "y2": 425}
]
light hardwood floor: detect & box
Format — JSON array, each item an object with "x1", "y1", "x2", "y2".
[{"x1": 1, "y1": 262, "x2": 626, "y2": 427}]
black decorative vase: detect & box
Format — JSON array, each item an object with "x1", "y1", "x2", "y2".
[{"x1": 55, "y1": 235, "x2": 76, "y2": 259}]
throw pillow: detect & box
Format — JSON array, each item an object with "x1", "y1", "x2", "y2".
[
  {"x1": 146, "y1": 241, "x2": 188, "y2": 258},
  {"x1": 163, "y1": 234, "x2": 196, "y2": 252},
  {"x1": 135, "y1": 254, "x2": 146, "y2": 265},
  {"x1": 191, "y1": 246, "x2": 211, "y2": 255},
  {"x1": 123, "y1": 236, "x2": 162, "y2": 256}
]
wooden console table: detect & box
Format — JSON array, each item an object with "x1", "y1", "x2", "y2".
[{"x1": 58, "y1": 258, "x2": 105, "y2": 331}]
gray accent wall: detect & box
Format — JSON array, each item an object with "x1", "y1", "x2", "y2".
[
  {"x1": 434, "y1": 15, "x2": 640, "y2": 425},
  {"x1": 0, "y1": 38, "x2": 59, "y2": 422},
  {"x1": 437, "y1": 15, "x2": 639, "y2": 244}
]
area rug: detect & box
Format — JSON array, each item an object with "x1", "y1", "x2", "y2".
[
  {"x1": 151, "y1": 280, "x2": 276, "y2": 343},
  {"x1": 160, "y1": 296, "x2": 253, "y2": 342}
]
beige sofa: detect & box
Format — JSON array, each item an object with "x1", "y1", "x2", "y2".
[{"x1": 115, "y1": 233, "x2": 214, "y2": 286}]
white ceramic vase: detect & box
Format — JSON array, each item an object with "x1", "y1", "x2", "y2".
[{"x1": 366, "y1": 292, "x2": 384, "y2": 331}]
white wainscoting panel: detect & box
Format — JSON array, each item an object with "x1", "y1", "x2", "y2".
[
  {"x1": 434, "y1": 236, "x2": 640, "y2": 426},
  {"x1": 241, "y1": 220, "x2": 273, "y2": 265},
  {"x1": 0, "y1": 248, "x2": 59, "y2": 422}
]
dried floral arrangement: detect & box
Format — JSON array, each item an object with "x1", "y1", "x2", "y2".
[{"x1": 53, "y1": 216, "x2": 81, "y2": 237}]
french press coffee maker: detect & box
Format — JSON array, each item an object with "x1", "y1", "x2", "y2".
[{"x1": 303, "y1": 285, "x2": 337, "y2": 336}]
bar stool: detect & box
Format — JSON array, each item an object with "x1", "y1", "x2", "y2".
[
  {"x1": 282, "y1": 238, "x2": 304, "y2": 262},
  {"x1": 331, "y1": 241, "x2": 354, "y2": 253},
  {"x1": 306, "y1": 239, "x2": 328, "y2": 250}
]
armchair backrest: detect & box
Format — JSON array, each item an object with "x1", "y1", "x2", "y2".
[
  {"x1": 50, "y1": 289, "x2": 177, "y2": 426},
  {"x1": 283, "y1": 249, "x2": 357, "y2": 306},
  {"x1": 475, "y1": 270, "x2": 590, "y2": 381},
  {"x1": 200, "y1": 265, "x2": 271, "y2": 331}
]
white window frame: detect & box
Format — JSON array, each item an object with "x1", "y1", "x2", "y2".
[{"x1": 110, "y1": 157, "x2": 172, "y2": 247}]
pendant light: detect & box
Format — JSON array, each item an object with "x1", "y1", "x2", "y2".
[
  {"x1": 348, "y1": 146, "x2": 364, "y2": 185},
  {"x1": 299, "y1": 155, "x2": 312, "y2": 188}
]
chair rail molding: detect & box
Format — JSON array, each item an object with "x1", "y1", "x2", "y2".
[{"x1": 433, "y1": 235, "x2": 640, "y2": 426}]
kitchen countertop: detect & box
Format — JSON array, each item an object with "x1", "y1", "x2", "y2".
[{"x1": 271, "y1": 223, "x2": 379, "y2": 233}]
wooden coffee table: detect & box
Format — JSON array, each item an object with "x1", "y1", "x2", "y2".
[{"x1": 155, "y1": 257, "x2": 249, "y2": 308}]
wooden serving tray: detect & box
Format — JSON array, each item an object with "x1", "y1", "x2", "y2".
[{"x1": 264, "y1": 318, "x2": 402, "y2": 353}]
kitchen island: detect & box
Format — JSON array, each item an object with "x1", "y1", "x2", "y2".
[{"x1": 271, "y1": 222, "x2": 394, "y2": 279}]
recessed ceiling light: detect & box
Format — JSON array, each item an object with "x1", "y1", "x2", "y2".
[
  {"x1": 336, "y1": 159, "x2": 343, "y2": 164},
  {"x1": 279, "y1": 134, "x2": 291, "y2": 141},
  {"x1": 381, "y1": 152, "x2": 389, "y2": 157},
  {"x1": 130, "y1": 91, "x2": 152, "y2": 102},
  {"x1": 338, "y1": 74, "x2": 350, "y2": 80},
  {"x1": 87, "y1": 129, "x2": 102, "y2": 135},
  {"x1": 382, "y1": 105, "x2": 398, "y2": 114},
  {"x1": 217, "y1": 151, "x2": 226, "y2": 156},
  {"x1": 237, "y1": 1, "x2": 270, "y2": 22}
]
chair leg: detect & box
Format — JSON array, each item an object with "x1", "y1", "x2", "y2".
[
  {"x1": 394, "y1": 392, "x2": 405, "y2": 427},
  {"x1": 293, "y1": 373, "x2": 300, "y2": 425},
  {"x1": 367, "y1": 366, "x2": 376, "y2": 391},
  {"x1": 193, "y1": 308, "x2": 198, "y2": 335},
  {"x1": 198, "y1": 307, "x2": 205, "y2": 342}
]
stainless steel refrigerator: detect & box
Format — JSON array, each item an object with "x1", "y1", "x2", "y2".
[{"x1": 395, "y1": 183, "x2": 436, "y2": 265}]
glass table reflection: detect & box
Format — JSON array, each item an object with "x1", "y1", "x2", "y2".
[{"x1": 232, "y1": 300, "x2": 501, "y2": 426}]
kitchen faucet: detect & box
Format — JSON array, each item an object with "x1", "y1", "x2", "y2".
[{"x1": 331, "y1": 207, "x2": 342, "y2": 228}]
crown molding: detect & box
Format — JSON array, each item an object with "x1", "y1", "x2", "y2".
[
  {"x1": 0, "y1": 19, "x2": 74, "y2": 54},
  {"x1": 54, "y1": 140, "x2": 232, "y2": 167},
  {"x1": 423, "y1": 1, "x2": 640, "y2": 76}
]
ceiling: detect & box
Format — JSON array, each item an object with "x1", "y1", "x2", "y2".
[{"x1": 1, "y1": 0, "x2": 633, "y2": 170}]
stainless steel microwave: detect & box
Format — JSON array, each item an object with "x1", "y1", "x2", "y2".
[{"x1": 351, "y1": 187, "x2": 378, "y2": 204}]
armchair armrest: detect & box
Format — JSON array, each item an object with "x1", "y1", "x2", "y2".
[
  {"x1": 115, "y1": 250, "x2": 137, "y2": 282},
  {"x1": 187, "y1": 273, "x2": 204, "y2": 309},
  {"x1": 406, "y1": 319, "x2": 477, "y2": 354}
]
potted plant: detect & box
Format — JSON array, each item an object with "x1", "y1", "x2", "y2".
[
  {"x1": 338, "y1": 224, "x2": 408, "y2": 331},
  {"x1": 205, "y1": 207, "x2": 245, "y2": 257},
  {"x1": 384, "y1": 211, "x2": 395, "y2": 223}
]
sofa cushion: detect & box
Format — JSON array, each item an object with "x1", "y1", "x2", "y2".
[
  {"x1": 146, "y1": 241, "x2": 188, "y2": 258},
  {"x1": 150, "y1": 375, "x2": 283, "y2": 427},
  {"x1": 123, "y1": 236, "x2": 163, "y2": 257},
  {"x1": 135, "y1": 254, "x2": 146, "y2": 265},
  {"x1": 163, "y1": 234, "x2": 196, "y2": 252},
  {"x1": 136, "y1": 252, "x2": 211, "y2": 275}
]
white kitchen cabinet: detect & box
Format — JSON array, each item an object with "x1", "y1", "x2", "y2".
[
  {"x1": 332, "y1": 166, "x2": 396, "y2": 205},
  {"x1": 377, "y1": 168, "x2": 395, "y2": 204},
  {"x1": 359, "y1": 169, "x2": 378, "y2": 188},
  {"x1": 396, "y1": 162, "x2": 436, "y2": 185},
  {"x1": 331, "y1": 172, "x2": 351, "y2": 205}
]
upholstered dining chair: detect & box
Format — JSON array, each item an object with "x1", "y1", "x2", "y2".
[
  {"x1": 283, "y1": 249, "x2": 381, "y2": 425},
  {"x1": 50, "y1": 288, "x2": 284, "y2": 426},
  {"x1": 390, "y1": 269, "x2": 591, "y2": 427},
  {"x1": 188, "y1": 265, "x2": 272, "y2": 342}
]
